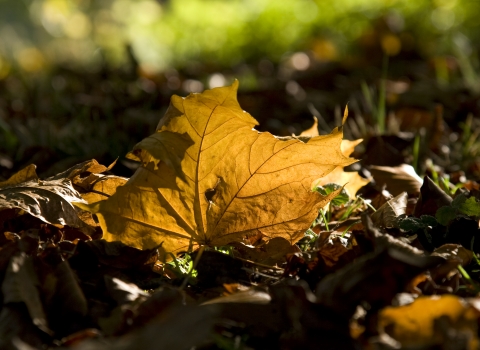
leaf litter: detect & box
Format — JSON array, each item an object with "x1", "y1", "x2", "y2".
[{"x1": 1, "y1": 81, "x2": 480, "y2": 349}]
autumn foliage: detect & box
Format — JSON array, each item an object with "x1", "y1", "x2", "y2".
[{"x1": 2, "y1": 81, "x2": 480, "y2": 349}]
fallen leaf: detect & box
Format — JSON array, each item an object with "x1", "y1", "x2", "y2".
[
  {"x1": 315, "y1": 246, "x2": 444, "y2": 317},
  {"x1": 317, "y1": 232, "x2": 357, "y2": 269},
  {"x1": 0, "y1": 164, "x2": 37, "y2": 187},
  {"x1": 431, "y1": 244, "x2": 473, "y2": 266},
  {"x1": 104, "y1": 276, "x2": 149, "y2": 305},
  {"x1": 307, "y1": 118, "x2": 369, "y2": 199},
  {"x1": 394, "y1": 104, "x2": 445, "y2": 150},
  {"x1": 413, "y1": 175, "x2": 452, "y2": 217},
  {"x1": 77, "y1": 304, "x2": 219, "y2": 350},
  {"x1": 363, "y1": 134, "x2": 413, "y2": 167},
  {"x1": 70, "y1": 240, "x2": 158, "y2": 270},
  {"x1": 48, "y1": 159, "x2": 116, "y2": 184},
  {"x1": 58, "y1": 329, "x2": 101, "y2": 347},
  {"x1": 362, "y1": 214, "x2": 424, "y2": 256},
  {"x1": 371, "y1": 192, "x2": 408, "y2": 228},
  {"x1": 81, "y1": 175, "x2": 128, "y2": 204},
  {"x1": 37, "y1": 250, "x2": 89, "y2": 336},
  {"x1": 193, "y1": 250, "x2": 250, "y2": 287},
  {"x1": 2, "y1": 253, "x2": 51, "y2": 335},
  {"x1": 0, "y1": 165, "x2": 87, "y2": 228},
  {"x1": 86, "y1": 81, "x2": 355, "y2": 257},
  {"x1": 369, "y1": 164, "x2": 423, "y2": 196},
  {"x1": 0, "y1": 305, "x2": 51, "y2": 349},
  {"x1": 47, "y1": 159, "x2": 127, "y2": 205},
  {"x1": 299, "y1": 116, "x2": 319, "y2": 137},
  {"x1": 313, "y1": 166, "x2": 370, "y2": 199},
  {"x1": 230, "y1": 237, "x2": 298, "y2": 266},
  {"x1": 378, "y1": 295, "x2": 479, "y2": 349},
  {"x1": 201, "y1": 289, "x2": 271, "y2": 305}
]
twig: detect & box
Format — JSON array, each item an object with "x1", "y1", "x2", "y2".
[{"x1": 233, "y1": 256, "x2": 284, "y2": 271}]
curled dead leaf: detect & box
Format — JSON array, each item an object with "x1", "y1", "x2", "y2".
[
  {"x1": 371, "y1": 192, "x2": 408, "y2": 228},
  {"x1": 0, "y1": 165, "x2": 87, "y2": 228},
  {"x1": 432, "y1": 244, "x2": 473, "y2": 266},
  {"x1": 0, "y1": 164, "x2": 38, "y2": 187}
]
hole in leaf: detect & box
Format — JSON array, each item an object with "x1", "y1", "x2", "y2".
[
  {"x1": 205, "y1": 188, "x2": 216, "y2": 202},
  {"x1": 205, "y1": 178, "x2": 222, "y2": 204}
]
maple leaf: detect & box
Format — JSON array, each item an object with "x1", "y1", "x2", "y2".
[
  {"x1": 301, "y1": 115, "x2": 370, "y2": 199},
  {"x1": 86, "y1": 81, "x2": 356, "y2": 258}
]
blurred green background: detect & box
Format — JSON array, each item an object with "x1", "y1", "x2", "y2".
[
  {"x1": 1, "y1": 0, "x2": 480, "y2": 178},
  {"x1": 1, "y1": 0, "x2": 477, "y2": 73}
]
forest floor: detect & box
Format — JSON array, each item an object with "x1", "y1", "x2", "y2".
[{"x1": 1, "y1": 48, "x2": 480, "y2": 349}]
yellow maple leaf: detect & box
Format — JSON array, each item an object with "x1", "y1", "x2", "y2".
[
  {"x1": 300, "y1": 113, "x2": 370, "y2": 199},
  {"x1": 86, "y1": 81, "x2": 356, "y2": 258}
]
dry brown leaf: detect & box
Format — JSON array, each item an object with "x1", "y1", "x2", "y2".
[
  {"x1": 0, "y1": 164, "x2": 38, "y2": 187},
  {"x1": 48, "y1": 159, "x2": 117, "y2": 182},
  {"x1": 432, "y1": 244, "x2": 473, "y2": 266},
  {"x1": 201, "y1": 288, "x2": 271, "y2": 305},
  {"x1": 371, "y1": 192, "x2": 408, "y2": 228},
  {"x1": 2, "y1": 253, "x2": 52, "y2": 335},
  {"x1": 48, "y1": 159, "x2": 125, "y2": 200},
  {"x1": 85, "y1": 81, "x2": 355, "y2": 257},
  {"x1": 370, "y1": 164, "x2": 423, "y2": 196},
  {"x1": 230, "y1": 237, "x2": 298, "y2": 265},
  {"x1": 0, "y1": 165, "x2": 87, "y2": 228}
]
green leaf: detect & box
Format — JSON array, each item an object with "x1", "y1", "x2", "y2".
[
  {"x1": 451, "y1": 193, "x2": 467, "y2": 208},
  {"x1": 435, "y1": 206, "x2": 457, "y2": 226},
  {"x1": 398, "y1": 215, "x2": 437, "y2": 232},
  {"x1": 457, "y1": 196, "x2": 480, "y2": 217},
  {"x1": 420, "y1": 215, "x2": 438, "y2": 227},
  {"x1": 398, "y1": 217, "x2": 425, "y2": 232},
  {"x1": 315, "y1": 183, "x2": 350, "y2": 206}
]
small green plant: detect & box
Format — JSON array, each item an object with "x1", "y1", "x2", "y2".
[
  {"x1": 457, "y1": 264, "x2": 480, "y2": 294},
  {"x1": 412, "y1": 132, "x2": 421, "y2": 174},
  {"x1": 360, "y1": 55, "x2": 388, "y2": 134},
  {"x1": 297, "y1": 228, "x2": 318, "y2": 251},
  {"x1": 435, "y1": 193, "x2": 480, "y2": 226},
  {"x1": 314, "y1": 183, "x2": 350, "y2": 225},
  {"x1": 211, "y1": 245, "x2": 235, "y2": 256},
  {"x1": 398, "y1": 215, "x2": 438, "y2": 232},
  {"x1": 398, "y1": 194, "x2": 480, "y2": 232},
  {"x1": 166, "y1": 253, "x2": 198, "y2": 279},
  {"x1": 426, "y1": 159, "x2": 463, "y2": 196}
]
